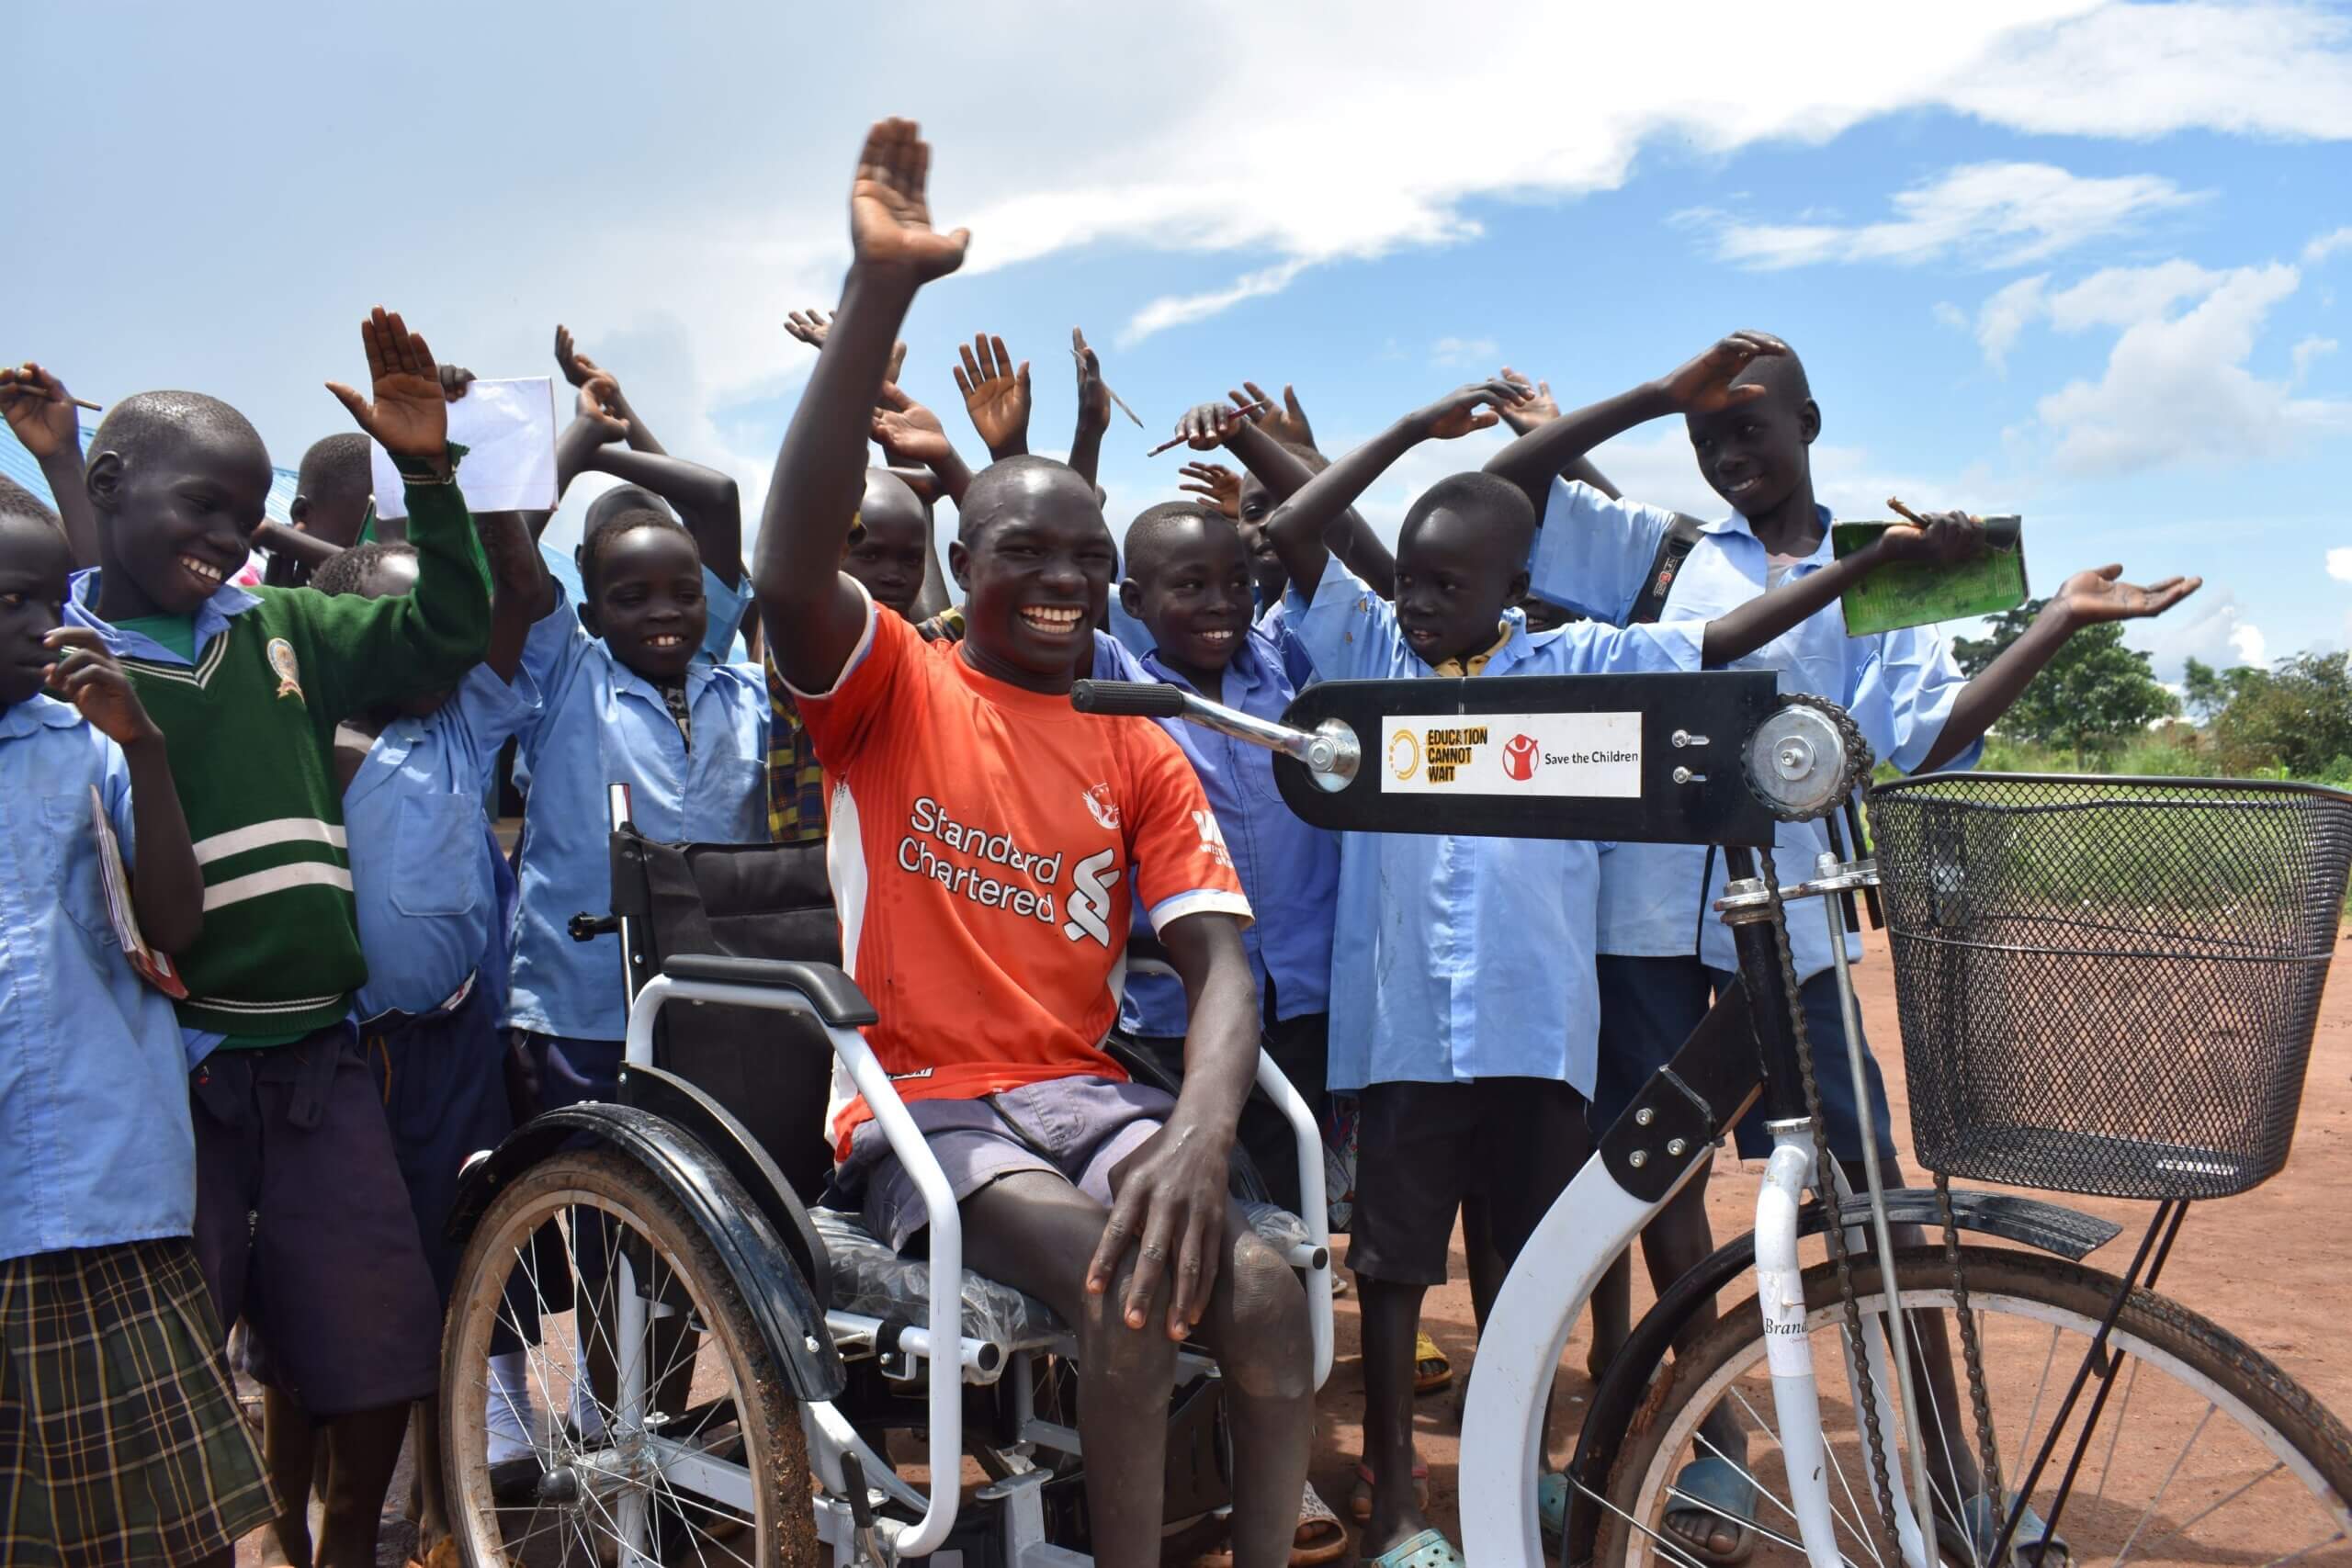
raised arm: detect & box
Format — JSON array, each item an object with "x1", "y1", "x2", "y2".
[
  {"x1": 754, "y1": 118, "x2": 968, "y2": 692},
  {"x1": 554, "y1": 373, "x2": 630, "y2": 500},
  {"x1": 478, "y1": 508, "x2": 560, "y2": 682},
  {"x1": 1069, "y1": 328, "x2": 1112, "y2": 489},
  {"x1": 1496, "y1": 366, "x2": 1622, "y2": 501},
  {"x1": 1256, "y1": 379, "x2": 1526, "y2": 598},
  {"x1": 1917, "y1": 564, "x2": 2200, "y2": 771},
  {"x1": 585, "y1": 445, "x2": 742, "y2": 588},
  {"x1": 872, "y1": 382, "x2": 975, "y2": 505},
  {"x1": 1484, "y1": 333, "x2": 1787, "y2": 517},
  {"x1": 1699, "y1": 513, "x2": 1984, "y2": 667},
  {"x1": 0, "y1": 362, "x2": 99, "y2": 566},
  {"x1": 955, "y1": 332, "x2": 1031, "y2": 463},
  {"x1": 44, "y1": 629, "x2": 205, "y2": 954},
  {"x1": 555, "y1": 325, "x2": 669, "y2": 457}
]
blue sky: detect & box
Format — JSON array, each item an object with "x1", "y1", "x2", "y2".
[{"x1": 9, "y1": 0, "x2": 2348, "y2": 675}]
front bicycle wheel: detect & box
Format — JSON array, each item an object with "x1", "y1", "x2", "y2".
[
  {"x1": 439, "y1": 1147, "x2": 820, "y2": 1566},
  {"x1": 1598, "y1": 1245, "x2": 2352, "y2": 1567}
]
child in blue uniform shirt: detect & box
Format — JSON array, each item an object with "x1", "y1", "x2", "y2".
[
  {"x1": 1482, "y1": 330, "x2": 2199, "y2": 1562},
  {"x1": 1109, "y1": 501, "x2": 1337, "y2": 1217},
  {"x1": 1262, "y1": 375, "x2": 1989, "y2": 1567},
  {"x1": 0, "y1": 502, "x2": 273, "y2": 1568}
]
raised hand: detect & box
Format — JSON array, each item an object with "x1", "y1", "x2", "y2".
[
  {"x1": 43, "y1": 628, "x2": 160, "y2": 747},
  {"x1": 850, "y1": 117, "x2": 970, "y2": 282},
  {"x1": 1657, "y1": 330, "x2": 1789, "y2": 415},
  {"x1": 1872, "y1": 509, "x2": 1985, "y2": 567},
  {"x1": 553, "y1": 324, "x2": 595, "y2": 389},
  {"x1": 1411, "y1": 378, "x2": 1531, "y2": 441},
  {"x1": 1073, "y1": 328, "x2": 1111, "y2": 439},
  {"x1": 786, "y1": 308, "x2": 907, "y2": 381},
  {"x1": 2055, "y1": 563, "x2": 2203, "y2": 625},
  {"x1": 1231, "y1": 381, "x2": 1313, "y2": 448},
  {"x1": 955, "y1": 333, "x2": 1031, "y2": 457},
  {"x1": 1179, "y1": 461, "x2": 1242, "y2": 520},
  {"x1": 575, "y1": 373, "x2": 629, "y2": 442},
  {"x1": 439, "y1": 363, "x2": 477, "y2": 402},
  {"x1": 872, "y1": 382, "x2": 953, "y2": 467},
  {"x1": 1497, "y1": 367, "x2": 1560, "y2": 434},
  {"x1": 326, "y1": 308, "x2": 449, "y2": 459},
  {"x1": 0, "y1": 362, "x2": 81, "y2": 459},
  {"x1": 1174, "y1": 400, "x2": 1248, "y2": 452}
]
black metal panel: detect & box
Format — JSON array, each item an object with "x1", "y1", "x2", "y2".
[{"x1": 1273, "y1": 671, "x2": 1781, "y2": 846}]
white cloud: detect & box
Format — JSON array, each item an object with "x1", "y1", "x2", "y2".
[
  {"x1": 2326, "y1": 547, "x2": 2352, "y2": 582},
  {"x1": 2046, "y1": 260, "x2": 2224, "y2": 330},
  {"x1": 2033, "y1": 263, "x2": 2352, "y2": 472},
  {"x1": 2127, "y1": 586, "x2": 2270, "y2": 678},
  {"x1": 1430, "y1": 336, "x2": 1500, "y2": 368},
  {"x1": 1932, "y1": 300, "x2": 1971, "y2": 332},
  {"x1": 1119, "y1": 260, "x2": 1314, "y2": 346},
  {"x1": 1701, "y1": 163, "x2": 2200, "y2": 272},
  {"x1": 2301, "y1": 226, "x2": 2352, "y2": 265},
  {"x1": 2292, "y1": 335, "x2": 2339, "y2": 383},
  {"x1": 1976, "y1": 276, "x2": 2051, "y2": 368}
]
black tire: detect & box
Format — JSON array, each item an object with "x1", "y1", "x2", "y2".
[
  {"x1": 439, "y1": 1147, "x2": 822, "y2": 1566},
  {"x1": 1597, "y1": 1245, "x2": 2352, "y2": 1567}
]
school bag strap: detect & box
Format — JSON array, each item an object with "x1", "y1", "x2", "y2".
[{"x1": 1626, "y1": 511, "x2": 1707, "y2": 626}]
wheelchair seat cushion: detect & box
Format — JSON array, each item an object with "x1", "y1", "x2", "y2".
[{"x1": 811, "y1": 1201, "x2": 1319, "y2": 1358}]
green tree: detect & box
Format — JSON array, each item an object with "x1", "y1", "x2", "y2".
[
  {"x1": 1954, "y1": 599, "x2": 2180, "y2": 761},
  {"x1": 2210, "y1": 651, "x2": 2352, "y2": 778}
]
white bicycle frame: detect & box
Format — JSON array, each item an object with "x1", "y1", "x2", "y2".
[
  {"x1": 1459, "y1": 867, "x2": 1934, "y2": 1568},
  {"x1": 604, "y1": 954, "x2": 1333, "y2": 1564}
]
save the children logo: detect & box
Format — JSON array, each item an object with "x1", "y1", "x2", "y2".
[
  {"x1": 266, "y1": 637, "x2": 303, "y2": 701},
  {"x1": 1387, "y1": 728, "x2": 1420, "y2": 781},
  {"x1": 1082, "y1": 782, "x2": 1120, "y2": 830},
  {"x1": 1502, "y1": 734, "x2": 1540, "y2": 782}
]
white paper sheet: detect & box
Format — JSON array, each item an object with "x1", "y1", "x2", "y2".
[{"x1": 370, "y1": 377, "x2": 558, "y2": 519}]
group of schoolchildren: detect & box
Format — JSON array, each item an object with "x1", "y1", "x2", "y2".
[{"x1": 0, "y1": 116, "x2": 2199, "y2": 1568}]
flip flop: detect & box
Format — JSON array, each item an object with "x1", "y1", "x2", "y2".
[
  {"x1": 1348, "y1": 1461, "x2": 1430, "y2": 1522},
  {"x1": 1192, "y1": 1481, "x2": 1349, "y2": 1567},
  {"x1": 1358, "y1": 1527, "x2": 1463, "y2": 1567},
  {"x1": 1538, "y1": 1469, "x2": 1569, "y2": 1545},
  {"x1": 1413, "y1": 1331, "x2": 1452, "y2": 1394},
  {"x1": 1663, "y1": 1455, "x2": 1758, "y2": 1567},
  {"x1": 1937, "y1": 1492, "x2": 2072, "y2": 1568}
]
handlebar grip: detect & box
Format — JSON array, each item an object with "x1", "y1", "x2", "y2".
[{"x1": 1071, "y1": 680, "x2": 1187, "y2": 718}]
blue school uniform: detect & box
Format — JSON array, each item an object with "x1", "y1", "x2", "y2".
[
  {"x1": 1290, "y1": 557, "x2": 1703, "y2": 1096},
  {"x1": 0, "y1": 695, "x2": 195, "y2": 1259},
  {"x1": 539, "y1": 545, "x2": 752, "y2": 664},
  {"x1": 1111, "y1": 626, "x2": 1338, "y2": 1038},
  {"x1": 504, "y1": 573, "x2": 769, "y2": 1046},
  {"x1": 1525, "y1": 479, "x2": 1982, "y2": 983}
]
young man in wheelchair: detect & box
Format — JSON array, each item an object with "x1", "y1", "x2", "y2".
[{"x1": 752, "y1": 118, "x2": 1317, "y2": 1568}]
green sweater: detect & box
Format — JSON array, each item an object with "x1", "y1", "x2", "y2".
[{"x1": 76, "y1": 468, "x2": 492, "y2": 1036}]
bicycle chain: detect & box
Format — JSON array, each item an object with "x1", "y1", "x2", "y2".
[
  {"x1": 1758, "y1": 842, "x2": 1905, "y2": 1563},
  {"x1": 1937, "y1": 1168, "x2": 2007, "y2": 1528}
]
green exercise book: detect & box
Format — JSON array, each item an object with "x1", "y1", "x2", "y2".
[{"x1": 1832, "y1": 516, "x2": 2027, "y2": 636}]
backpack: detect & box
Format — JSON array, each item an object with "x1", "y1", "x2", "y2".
[{"x1": 1626, "y1": 512, "x2": 1708, "y2": 626}]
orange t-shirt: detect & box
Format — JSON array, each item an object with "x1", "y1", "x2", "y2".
[{"x1": 791, "y1": 592, "x2": 1252, "y2": 1157}]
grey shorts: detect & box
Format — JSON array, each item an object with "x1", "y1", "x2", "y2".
[{"x1": 834, "y1": 1076, "x2": 1176, "y2": 1250}]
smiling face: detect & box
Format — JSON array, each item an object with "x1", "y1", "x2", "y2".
[
  {"x1": 949, "y1": 459, "x2": 1115, "y2": 693},
  {"x1": 593, "y1": 522, "x2": 707, "y2": 682},
  {"x1": 0, "y1": 513, "x2": 72, "y2": 708},
  {"x1": 91, "y1": 424, "x2": 273, "y2": 619},
  {"x1": 1685, "y1": 359, "x2": 1818, "y2": 525},
  {"x1": 1123, "y1": 510, "x2": 1252, "y2": 684},
  {"x1": 1394, "y1": 502, "x2": 1529, "y2": 669},
  {"x1": 843, "y1": 471, "x2": 931, "y2": 618}
]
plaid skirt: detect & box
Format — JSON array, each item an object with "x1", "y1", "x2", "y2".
[{"x1": 0, "y1": 1238, "x2": 277, "y2": 1566}]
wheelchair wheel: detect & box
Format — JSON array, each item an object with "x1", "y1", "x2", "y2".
[
  {"x1": 1596, "y1": 1246, "x2": 2352, "y2": 1567},
  {"x1": 439, "y1": 1147, "x2": 820, "y2": 1566}
]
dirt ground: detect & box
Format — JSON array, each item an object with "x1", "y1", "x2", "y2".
[{"x1": 258, "y1": 921, "x2": 2352, "y2": 1565}]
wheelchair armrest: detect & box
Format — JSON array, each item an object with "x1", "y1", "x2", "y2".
[{"x1": 659, "y1": 955, "x2": 878, "y2": 1028}]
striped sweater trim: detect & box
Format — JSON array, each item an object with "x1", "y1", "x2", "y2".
[
  {"x1": 193, "y1": 817, "x2": 348, "y2": 864},
  {"x1": 189, "y1": 991, "x2": 349, "y2": 1018},
  {"x1": 202, "y1": 862, "x2": 356, "y2": 912},
  {"x1": 119, "y1": 636, "x2": 231, "y2": 689}
]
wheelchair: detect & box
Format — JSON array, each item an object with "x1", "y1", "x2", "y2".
[{"x1": 435, "y1": 786, "x2": 1335, "y2": 1566}]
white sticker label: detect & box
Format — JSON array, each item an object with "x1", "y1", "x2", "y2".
[
  {"x1": 1757, "y1": 1263, "x2": 1813, "y2": 1378},
  {"x1": 1376, "y1": 711, "x2": 1641, "y2": 797}
]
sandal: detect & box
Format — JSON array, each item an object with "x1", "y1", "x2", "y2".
[
  {"x1": 1538, "y1": 1469, "x2": 1569, "y2": 1545},
  {"x1": 1359, "y1": 1527, "x2": 1463, "y2": 1567},
  {"x1": 1348, "y1": 1460, "x2": 1430, "y2": 1522},
  {"x1": 1938, "y1": 1492, "x2": 2072, "y2": 1568},
  {"x1": 1664, "y1": 1455, "x2": 1758, "y2": 1566},
  {"x1": 1193, "y1": 1481, "x2": 1349, "y2": 1566},
  {"x1": 1412, "y1": 1331, "x2": 1452, "y2": 1395}
]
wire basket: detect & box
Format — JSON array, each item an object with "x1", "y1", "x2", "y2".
[{"x1": 1869, "y1": 774, "x2": 2352, "y2": 1201}]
